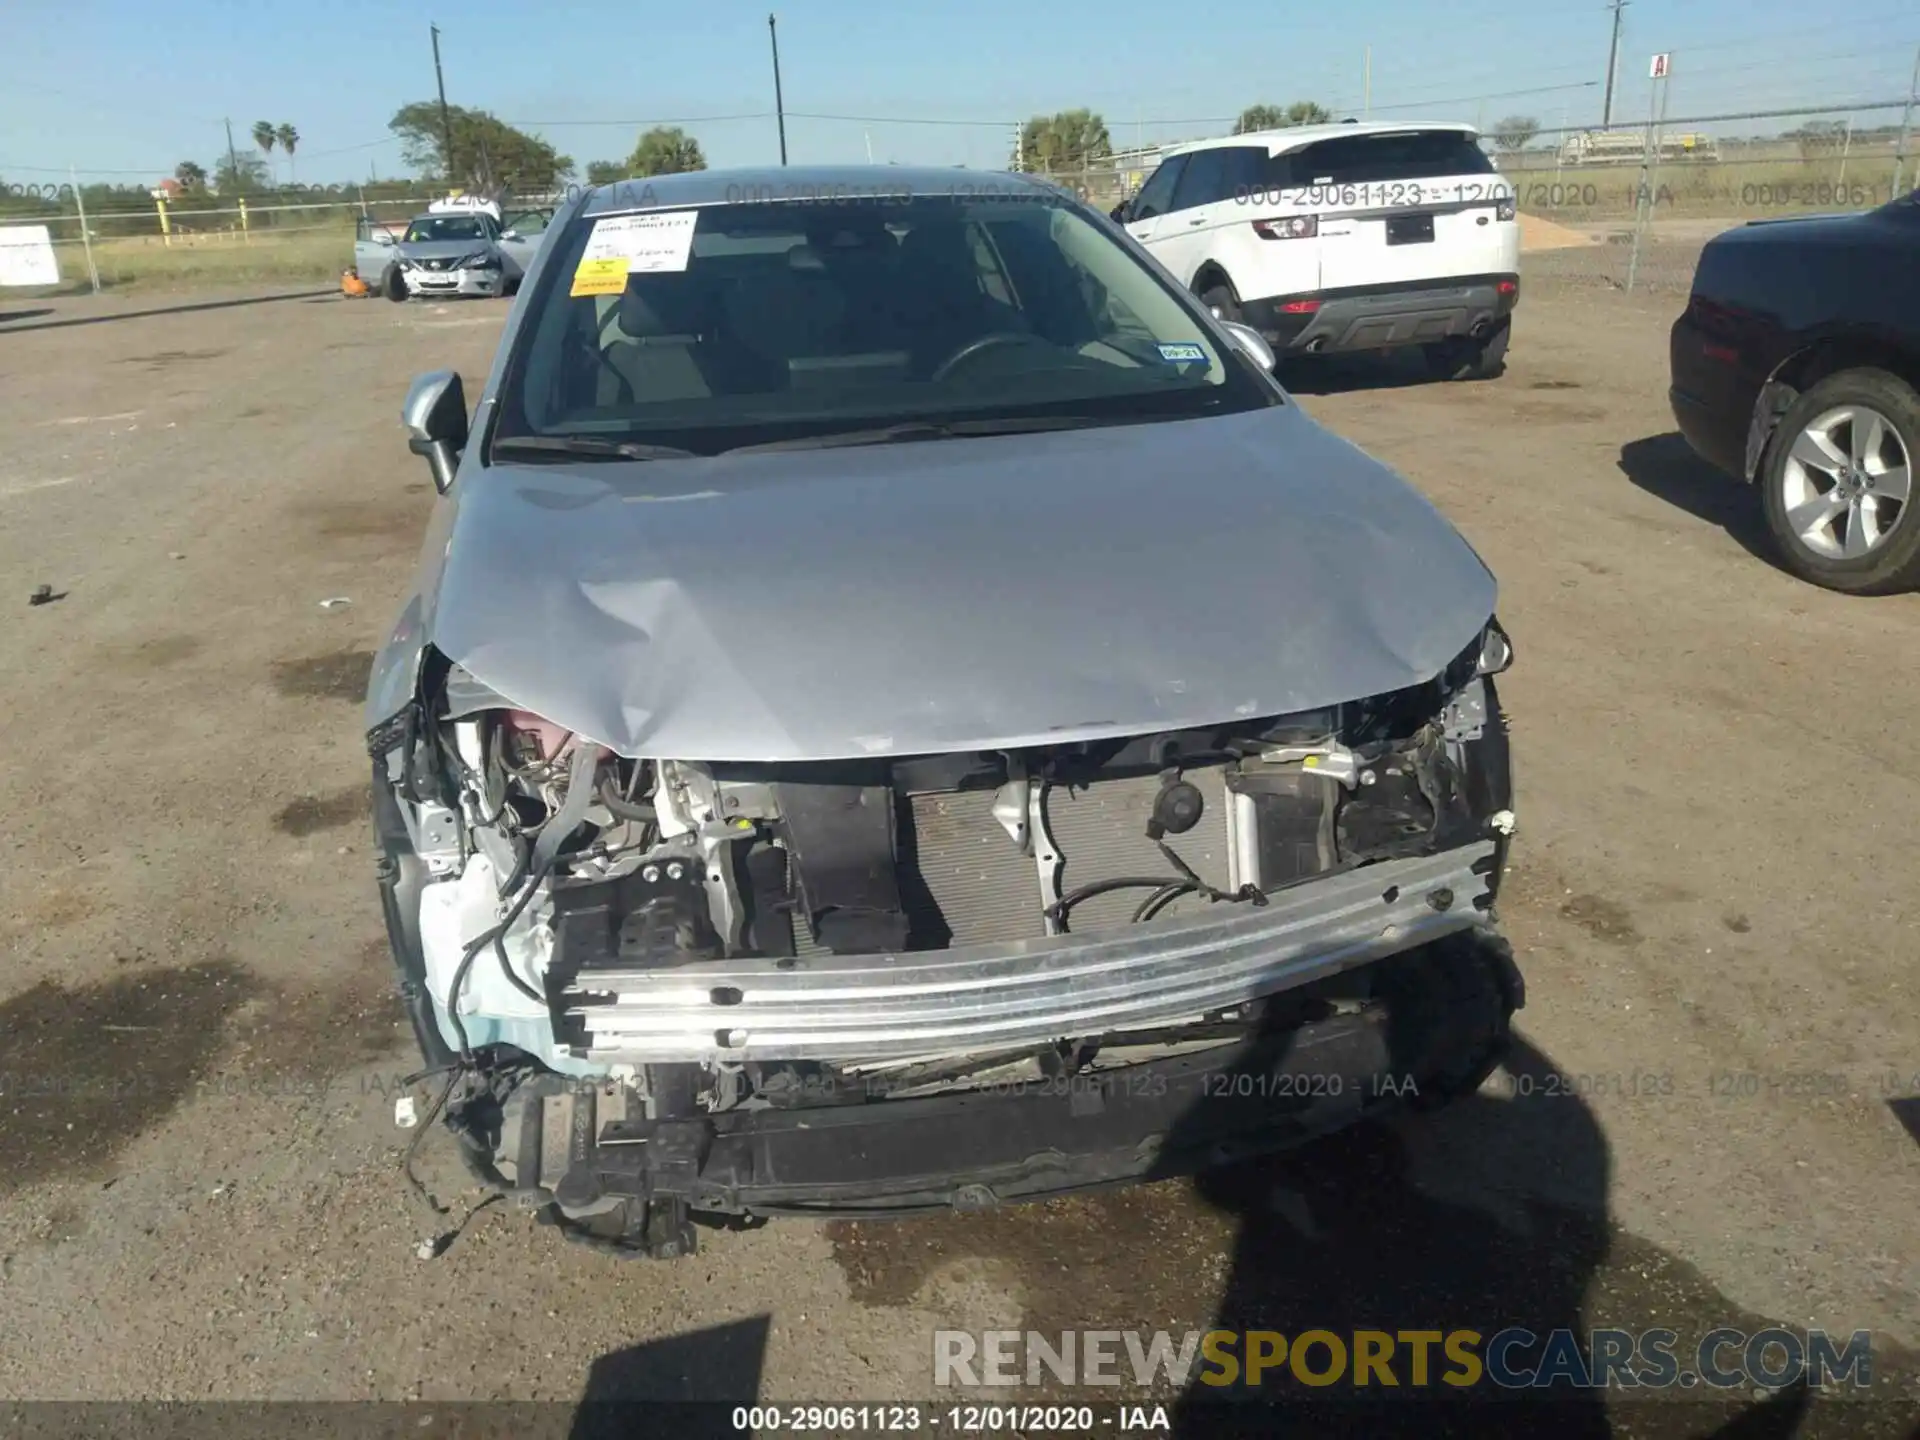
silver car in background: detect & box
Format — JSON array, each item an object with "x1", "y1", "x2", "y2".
[
  {"x1": 366, "y1": 166, "x2": 1523, "y2": 1257},
  {"x1": 354, "y1": 199, "x2": 551, "y2": 301}
]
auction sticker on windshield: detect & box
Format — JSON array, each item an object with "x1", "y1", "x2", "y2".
[{"x1": 582, "y1": 210, "x2": 699, "y2": 274}]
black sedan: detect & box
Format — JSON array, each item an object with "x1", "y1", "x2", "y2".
[{"x1": 1669, "y1": 192, "x2": 1919, "y2": 593}]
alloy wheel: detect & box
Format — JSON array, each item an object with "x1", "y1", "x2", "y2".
[{"x1": 1780, "y1": 404, "x2": 1912, "y2": 559}]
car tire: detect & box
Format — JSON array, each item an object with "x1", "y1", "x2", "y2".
[
  {"x1": 1198, "y1": 278, "x2": 1243, "y2": 326},
  {"x1": 1423, "y1": 319, "x2": 1509, "y2": 381},
  {"x1": 1759, "y1": 367, "x2": 1920, "y2": 595},
  {"x1": 383, "y1": 263, "x2": 408, "y2": 303}
]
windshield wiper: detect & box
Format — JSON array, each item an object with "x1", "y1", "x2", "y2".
[
  {"x1": 491, "y1": 435, "x2": 700, "y2": 463},
  {"x1": 723, "y1": 415, "x2": 1106, "y2": 454}
]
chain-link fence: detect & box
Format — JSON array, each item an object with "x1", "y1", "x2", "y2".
[
  {"x1": 1031, "y1": 99, "x2": 1917, "y2": 298},
  {"x1": 5, "y1": 96, "x2": 1914, "y2": 296},
  {"x1": 0, "y1": 181, "x2": 481, "y2": 290},
  {"x1": 1501, "y1": 102, "x2": 1915, "y2": 293}
]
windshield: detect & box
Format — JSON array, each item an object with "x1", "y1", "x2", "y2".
[
  {"x1": 404, "y1": 215, "x2": 491, "y2": 244},
  {"x1": 1274, "y1": 131, "x2": 1495, "y2": 186},
  {"x1": 491, "y1": 192, "x2": 1276, "y2": 457}
]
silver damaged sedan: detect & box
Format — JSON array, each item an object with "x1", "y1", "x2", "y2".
[{"x1": 366, "y1": 166, "x2": 1523, "y2": 1256}]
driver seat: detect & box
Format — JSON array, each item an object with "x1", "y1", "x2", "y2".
[{"x1": 894, "y1": 221, "x2": 1026, "y2": 374}]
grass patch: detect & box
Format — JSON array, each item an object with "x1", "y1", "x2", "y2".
[{"x1": 35, "y1": 229, "x2": 354, "y2": 293}]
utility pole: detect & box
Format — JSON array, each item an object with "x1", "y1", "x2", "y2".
[
  {"x1": 71, "y1": 164, "x2": 100, "y2": 294},
  {"x1": 431, "y1": 24, "x2": 456, "y2": 185},
  {"x1": 768, "y1": 15, "x2": 788, "y2": 166},
  {"x1": 1363, "y1": 46, "x2": 1372, "y2": 119},
  {"x1": 223, "y1": 118, "x2": 241, "y2": 190},
  {"x1": 1602, "y1": 0, "x2": 1629, "y2": 127}
]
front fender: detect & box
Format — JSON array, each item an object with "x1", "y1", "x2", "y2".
[{"x1": 364, "y1": 593, "x2": 429, "y2": 737}]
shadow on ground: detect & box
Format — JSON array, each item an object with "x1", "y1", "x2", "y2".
[
  {"x1": 570, "y1": 1317, "x2": 769, "y2": 1439},
  {"x1": 1617, "y1": 432, "x2": 1780, "y2": 568},
  {"x1": 564, "y1": 957, "x2": 1913, "y2": 1436},
  {"x1": 1276, "y1": 348, "x2": 1454, "y2": 396},
  {"x1": 0, "y1": 288, "x2": 335, "y2": 334},
  {"x1": 1276, "y1": 349, "x2": 1516, "y2": 396}
]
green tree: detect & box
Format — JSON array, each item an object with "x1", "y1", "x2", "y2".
[
  {"x1": 388, "y1": 101, "x2": 575, "y2": 193},
  {"x1": 1234, "y1": 104, "x2": 1289, "y2": 134},
  {"x1": 275, "y1": 123, "x2": 300, "y2": 182},
  {"x1": 215, "y1": 152, "x2": 270, "y2": 195},
  {"x1": 627, "y1": 126, "x2": 706, "y2": 177},
  {"x1": 174, "y1": 160, "x2": 208, "y2": 190},
  {"x1": 1283, "y1": 101, "x2": 1333, "y2": 126},
  {"x1": 585, "y1": 159, "x2": 628, "y2": 184},
  {"x1": 1016, "y1": 109, "x2": 1113, "y2": 172},
  {"x1": 1490, "y1": 115, "x2": 1539, "y2": 153}
]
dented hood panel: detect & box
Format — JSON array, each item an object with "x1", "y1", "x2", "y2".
[{"x1": 425, "y1": 405, "x2": 1496, "y2": 761}]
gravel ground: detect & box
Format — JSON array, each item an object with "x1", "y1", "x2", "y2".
[{"x1": 0, "y1": 281, "x2": 1915, "y2": 1428}]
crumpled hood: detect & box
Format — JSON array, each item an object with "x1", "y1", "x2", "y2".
[
  {"x1": 427, "y1": 404, "x2": 1497, "y2": 761},
  {"x1": 398, "y1": 239, "x2": 494, "y2": 264}
]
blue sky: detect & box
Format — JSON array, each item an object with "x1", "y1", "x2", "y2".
[{"x1": 4, "y1": 0, "x2": 1917, "y2": 184}]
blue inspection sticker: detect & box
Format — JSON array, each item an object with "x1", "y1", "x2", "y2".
[{"x1": 1156, "y1": 341, "x2": 1209, "y2": 364}]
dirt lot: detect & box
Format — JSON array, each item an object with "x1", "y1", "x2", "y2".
[{"x1": 1, "y1": 281, "x2": 1916, "y2": 1426}]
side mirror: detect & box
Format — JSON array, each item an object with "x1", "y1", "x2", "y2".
[
  {"x1": 1218, "y1": 320, "x2": 1276, "y2": 373},
  {"x1": 403, "y1": 370, "x2": 468, "y2": 493},
  {"x1": 1109, "y1": 201, "x2": 1131, "y2": 224}
]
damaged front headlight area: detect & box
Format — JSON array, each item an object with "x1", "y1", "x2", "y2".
[{"x1": 366, "y1": 630, "x2": 1519, "y2": 1255}]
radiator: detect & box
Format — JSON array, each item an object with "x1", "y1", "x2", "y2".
[{"x1": 907, "y1": 769, "x2": 1234, "y2": 945}]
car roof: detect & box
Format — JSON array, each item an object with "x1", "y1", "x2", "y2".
[
  {"x1": 1161, "y1": 121, "x2": 1481, "y2": 161},
  {"x1": 579, "y1": 165, "x2": 1059, "y2": 218}
]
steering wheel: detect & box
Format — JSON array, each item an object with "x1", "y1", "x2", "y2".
[{"x1": 929, "y1": 331, "x2": 1041, "y2": 383}]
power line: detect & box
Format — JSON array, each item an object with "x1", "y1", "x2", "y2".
[
  {"x1": 0, "y1": 159, "x2": 182, "y2": 175},
  {"x1": 1318, "y1": 80, "x2": 1604, "y2": 116},
  {"x1": 507, "y1": 113, "x2": 774, "y2": 127},
  {"x1": 295, "y1": 137, "x2": 404, "y2": 160},
  {"x1": 786, "y1": 111, "x2": 1012, "y2": 128}
]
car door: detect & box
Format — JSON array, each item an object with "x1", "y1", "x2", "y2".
[
  {"x1": 497, "y1": 207, "x2": 553, "y2": 279},
  {"x1": 1123, "y1": 155, "x2": 1187, "y2": 249},
  {"x1": 353, "y1": 217, "x2": 396, "y2": 277},
  {"x1": 1149, "y1": 147, "x2": 1268, "y2": 290}
]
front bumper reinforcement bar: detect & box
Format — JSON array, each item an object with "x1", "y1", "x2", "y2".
[{"x1": 556, "y1": 842, "x2": 1497, "y2": 1064}]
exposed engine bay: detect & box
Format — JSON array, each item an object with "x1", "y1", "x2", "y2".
[{"x1": 369, "y1": 621, "x2": 1518, "y2": 1254}]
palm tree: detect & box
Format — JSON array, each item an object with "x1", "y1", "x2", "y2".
[
  {"x1": 251, "y1": 121, "x2": 277, "y2": 184},
  {"x1": 627, "y1": 126, "x2": 706, "y2": 176},
  {"x1": 276, "y1": 124, "x2": 300, "y2": 183}
]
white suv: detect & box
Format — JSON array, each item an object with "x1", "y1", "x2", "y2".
[{"x1": 1116, "y1": 123, "x2": 1520, "y2": 379}]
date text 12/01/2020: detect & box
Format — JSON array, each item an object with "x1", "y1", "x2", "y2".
[{"x1": 1519, "y1": 181, "x2": 1898, "y2": 210}]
